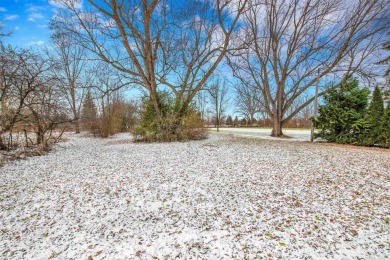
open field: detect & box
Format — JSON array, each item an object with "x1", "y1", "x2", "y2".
[
  {"x1": 0, "y1": 133, "x2": 389, "y2": 259},
  {"x1": 209, "y1": 127, "x2": 312, "y2": 141}
]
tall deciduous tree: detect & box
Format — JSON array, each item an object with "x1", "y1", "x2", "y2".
[
  {"x1": 376, "y1": 33, "x2": 390, "y2": 100},
  {"x1": 234, "y1": 83, "x2": 262, "y2": 124},
  {"x1": 50, "y1": 0, "x2": 248, "y2": 140},
  {"x1": 207, "y1": 79, "x2": 230, "y2": 132},
  {"x1": 228, "y1": 0, "x2": 389, "y2": 137},
  {"x1": 377, "y1": 33, "x2": 390, "y2": 76},
  {"x1": 49, "y1": 30, "x2": 91, "y2": 134}
]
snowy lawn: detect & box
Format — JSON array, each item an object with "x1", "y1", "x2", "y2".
[
  {"x1": 209, "y1": 127, "x2": 312, "y2": 141},
  {"x1": 0, "y1": 133, "x2": 389, "y2": 259}
]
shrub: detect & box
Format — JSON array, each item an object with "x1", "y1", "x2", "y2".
[
  {"x1": 313, "y1": 77, "x2": 370, "y2": 144},
  {"x1": 133, "y1": 92, "x2": 207, "y2": 142},
  {"x1": 82, "y1": 92, "x2": 139, "y2": 138}
]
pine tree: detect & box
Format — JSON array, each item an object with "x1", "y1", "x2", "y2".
[
  {"x1": 226, "y1": 115, "x2": 233, "y2": 126},
  {"x1": 313, "y1": 78, "x2": 370, "y2": 144},
  {"x1": 379, "y1": 102, "x2": 390, "y2": 148},
  {"x1": 233, "y1": 116, "x2": 239, "y2": 127},
  {"x1": 82, "y1": 92, "x2": 97, "y2": 120},
  {"x1": 363, "y1": 86, "x2": 384, "y2": 145},
  {"x1": 81, "y1": 92, "x2": 97, "y2": 133}
]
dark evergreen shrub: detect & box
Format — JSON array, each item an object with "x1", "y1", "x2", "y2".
[{"x1": 313, "y1": 78, "x2": 369, "y2": 144}]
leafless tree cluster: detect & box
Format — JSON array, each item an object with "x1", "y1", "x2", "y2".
[
  {"x1": 207, "y1": 79, "x2": 230, "y2": 131},
  {"x1": 227, "y1": 0, "x2": 389, "y2": 136},
  {"x1": 47, "y1": 0, "x2": 388, "y2": 139},
  {"x1": 87, "y1": 62, "x2": 139, "y2": 137},
  {"x1": 234, "y1": 83, "x2": 262, "y2": 124},
  {"x1": 0, "y1": 28, "x2": 137, "y2": 151},
  {"x1": 50, "y1": 0, "x2": 249, "y2": 140},
  {"x1": 49, "y1": 30, "x2": 91, "y2": 134},
  {"x1": 0, "y1": 44, "x2": 69, "y2": 150},
  {"x1": 2, "y1": 0, "x2": 387, "y2": 147}
]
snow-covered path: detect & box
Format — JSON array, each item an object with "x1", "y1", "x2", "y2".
[{"x1": 0, "y1": 133, "x2": 389, "y2": 259}]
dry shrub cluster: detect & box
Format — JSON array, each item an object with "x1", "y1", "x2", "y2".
[
  {"x1": 81, "y1": 92, "x2": 138, "y2": 138},
  {"x1": 133, "y1": 94, "x2": 207, "y2": 142}
]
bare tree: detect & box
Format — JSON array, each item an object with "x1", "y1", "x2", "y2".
[
  {"x1": 376, "y1": 33, "x2": 390, "y2": 101},
  {"x1": 50, "y1": 0, "x2": 248, "y2": 140},
  {"x1": 0, "y1": 47, "x2": 53, "y2": 149},
  {"x1": 49, "y1": 30, "x2": 91, "y2": 134},
  {"x1": 207, "y1": 79, "x2": 230, "y2": 132},
  {"x1": 194, "y1": 90, "x2": 208, "y2": 121},
  {"x1": 88, "y1": 62, "x2": 135, "y2": 137},
  {"x1": 229, "y1": 0, "x2": 389, "y2": 136},
  {"x1": 89, "y1": 62, "x2": 131, "y2": 117},
  {"x1": 234, "y1": 83, "x2": 262, "y2": 124},
  {"x1": 24, "y1": 74, "x2": 69, "y2": 147},
  {"x1": 0, "y1": 22, "x2": 10, "y2": 38}
]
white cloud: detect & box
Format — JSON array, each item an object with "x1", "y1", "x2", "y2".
[
  {"x1": 28, "y1": 40, "x2": 45, "y2": 46},
  {"x1": 26, "y1": 4, "x2": 44, "y2": 12},
  {"x1": 28, "y1": 12, "x2": 44, "y2": 22},
  {"x1": 4, "y1": 14, "x2": 19, "y2": 21},
  {"x1": 0, "y1": 7, "x2": 6, "y2": 12},
  {"x1": 14, "y1": 26, "x2": 20, "y2": 30}
]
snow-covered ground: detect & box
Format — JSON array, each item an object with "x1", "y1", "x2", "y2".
[
  {"x1": 0, "y1": 133, "x2": 389, "y2": 259},
  {"x1": 209, "y1": 127, "x2": 312, "y2": 141}
]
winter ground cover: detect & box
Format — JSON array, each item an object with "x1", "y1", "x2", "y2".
[
  {"x1": 0, "y1": 133, "x2": 389, "y2": 259},
  {"x1": 209, "y1": 127, "x2": 312, "y2": 141}
]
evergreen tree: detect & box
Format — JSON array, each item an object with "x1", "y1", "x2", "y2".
[
  {"x1": 363, "y1": 86, "x2": 384, "y2": 145},
  {"x1": 226, "y1": 115, "x2": 233, "y2": 126},
  {"x1": 379, "y1": 102, "x2": 390, "y2": 148},
  {"x1": 82, "y1": 92, "x2": 97, "y2": 121},
  {"x1": 240, "y1": 118, "x2": 247, "y2": 126},
  {"x1": 81, "y1": 92, "x2": 97, "y2": 133},
  {"x1": 313, "y1": 78, "x2": 370, "y2": 144},
  {"x1": 233, "y1": 116, "x2": 239, "y2": 127}
]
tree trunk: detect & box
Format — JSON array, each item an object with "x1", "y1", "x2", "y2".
[
  {"x1": 74, "y1": 118, "x2": 80, "y2": 134},
  {"x1": 271, "y1": 115, "x2": 284, "y2": 137},
  {"x1": 0, "y1": 133, "x2": 6, "y2": 150},
  {"x1": 36, "y1": 127, "x2": 44, "y2": 145}
]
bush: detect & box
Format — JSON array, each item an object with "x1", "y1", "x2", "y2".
[
  {"x1": 82, "y1": 92, "x2": 139, "y2": 138},
  {"x1": 313, "y1": 77, "x2": 370, "y2": 144},
  {"x1": 133, "y1": 93, "x2": 207, "y2": 142}
]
